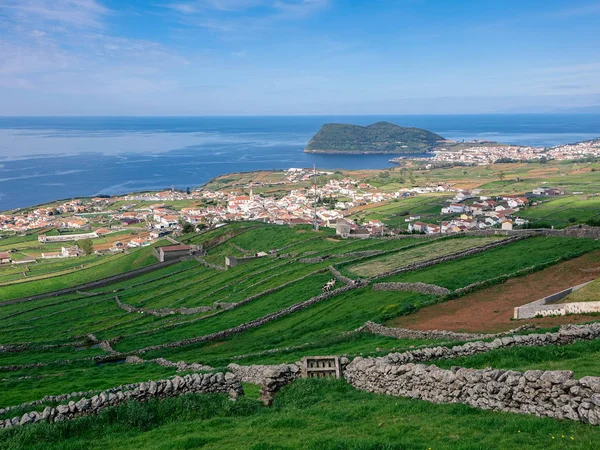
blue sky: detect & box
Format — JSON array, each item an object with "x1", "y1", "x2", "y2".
[{"x1": 1, "y1": 0, "x2": 600, "y2": 115}]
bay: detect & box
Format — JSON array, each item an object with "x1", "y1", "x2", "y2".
[{"x1": 0, "y1": 114, "x2": 598, "y2": 211}]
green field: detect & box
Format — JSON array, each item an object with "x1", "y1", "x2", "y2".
[
  {"x1": 380, "y1": 236, "x2": 600, "y2": 290},
  {"x1": 2, "y1": 218, "x2": 600, "y2": 448},
  {"x1": 517, "y1": 196, "x2": 600, "y2": 228},
  {"x1": 347, "y1": 236, "x2": 500, "y2": 277},
  {"x1": 0, "y1": 242, "x2": 166, "y2": 301}
]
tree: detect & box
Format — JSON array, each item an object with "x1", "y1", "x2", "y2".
[
  {"x1": 77, "y1": 239, "x2": 93, "y2": 255},
  {"x1": 498, "y1": 171, "x2": 506, "y2": 181},
  {"x1": 186, "y1": 187, "x2": 191, "y2": 195},
  {"x1": 181, "y1": 222, "x2": 195, "y2": 234}
]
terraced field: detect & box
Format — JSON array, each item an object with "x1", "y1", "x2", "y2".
[
  {"x1": 2, "y1": 222, "x2": 600, "y2": 448},
  {"x1": 346, "y1": 235, "x2": 502, "y2": 277}
]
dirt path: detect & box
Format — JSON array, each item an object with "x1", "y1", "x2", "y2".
[{"x1": 389, "y1": 250, "x2": 600, "y2": 333}]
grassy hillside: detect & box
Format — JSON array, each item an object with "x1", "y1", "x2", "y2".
[{"x1": 2, "y1": 222, "x2": 600, "y2": 447}]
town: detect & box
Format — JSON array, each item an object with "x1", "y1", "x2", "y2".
[
  {"x1": 1, "y1": 166, "x2": 577, "y2": 266},
  {"x1": 421, "y1": 138, "x2": 600, "y2": 166}
]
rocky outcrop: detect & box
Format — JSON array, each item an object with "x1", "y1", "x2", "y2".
[
  {"x1": 344, "y1": 360, "x2": 600, "y2": 424},
  {"x1": 372, "y1": 282, "x2": 450, "y2": 296},
  {"x1": 0, "y1": 372, "x2": 243, "y2": 429}
]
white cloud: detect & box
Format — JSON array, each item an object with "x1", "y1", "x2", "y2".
[
  {"x1": 0, "y1": 0, "x2": 191, "y2": 99},
  {"x1": 160, "y1": 0, "x2": 328, "y2": 34},
  {"x1": 2, "y1": 0, "x2": 109, "y2": 29}
]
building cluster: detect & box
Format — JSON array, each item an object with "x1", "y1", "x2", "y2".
[
  {"x1": 0, "y1": 200, "x2": 92, "y2": 232},
  {"x1": 192, "y1": 176, "x2": 431, "y2": 229},
  {"x1": 430, "y1": 139, "x2": 600, "y2": 165},
  {"x1": 406, "y1": 187, "x2": 565, "y2": 234},
  {"x1": 546, "y1": 139, "x2": 600, "y2": 160},
  {"x1": 432, "y1": 145, "x2": 544, "y2": 165}
]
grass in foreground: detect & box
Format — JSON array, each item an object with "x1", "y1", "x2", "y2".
[{"x1": 1, "y1": 379, "x2": 599, "y2": 450}]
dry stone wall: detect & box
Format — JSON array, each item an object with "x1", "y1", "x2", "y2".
[
  {"x1": 344, "y1": 360, "x2": 600, "y2": 424},
  {"x1": 372, "y1": 282, "x2": 450, "y2": 296},
  {"x1": 115, "y1": 296, "x2": 214, "y2": 317},
  {"x1": 196, "y1": 257, "x2": 226, "y2": 271},
  {"x1": 464, "y1": 226, "x2": 600, "y2": 240},
  {"x1": 0, "y1": 372, "x2": 243, "y2": 429},
  {"x1": 378, "y1": 323, "x2": 600, "y2": 366},
  {"x1": 356, "y1": 321, "x2": 534, "y2": 342},
  {"x1": 228, "y1": 363, "x2": 300, "y2": 387},
  {"x1": 328, "y1": 266, "x2": 357, "y2": 286}
]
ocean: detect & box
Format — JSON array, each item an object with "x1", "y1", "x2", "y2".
[{"x1": 0, "y1": 114, "x2": 599, "y2": 211}]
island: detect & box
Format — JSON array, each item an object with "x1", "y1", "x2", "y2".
[{"x1": 304, "y1": 121, "x2": 446, "y2": 154}]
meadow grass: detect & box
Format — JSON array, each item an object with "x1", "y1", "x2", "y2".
[
  {"x1": 1, "y1": 379, "x2": 599, "y2": 450},
  {"x1": 0, "y1": 243, "x2": 166, "y2": 301},
  {"x1": 381, "y1": 237, "x2": 600, "y2": 290},
  {"x1": 347, "y1": 236, "x2": 499, "y2": 277},
  {"x1": 564, "y1": 278, "x2": 600, "y2": 303}
]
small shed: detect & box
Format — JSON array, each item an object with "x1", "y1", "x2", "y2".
[
  {"x1": 0, "y1": 252, "x2": 12, "y2": 264},
  {"x1": 154, "y1": 244, "x2": 192, "y2": 262}
]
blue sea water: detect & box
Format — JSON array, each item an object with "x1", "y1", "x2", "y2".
[{"x1": 0, "y1": 114, "x2": 599, "y2": 211}]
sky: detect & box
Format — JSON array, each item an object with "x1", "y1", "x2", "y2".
[{"x1": 1, "y1": 0, "x2": 600, "y2": 115}]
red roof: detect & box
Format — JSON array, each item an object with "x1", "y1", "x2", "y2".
[
  {"x1": 0, "y1": 252, "x2": 10, "y2": 259},
  {"x1": 160, "y1": 244, "x2": 191, "y2": 252}
]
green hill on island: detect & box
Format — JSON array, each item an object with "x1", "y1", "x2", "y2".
[{"x1": 304, "y1": 121, "x2": 446, "y2": 154}]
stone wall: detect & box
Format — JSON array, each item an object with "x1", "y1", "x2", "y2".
[
  {"x1": 356, "y1": 321, "x2": 534, "y2": 342},
  {"x1": 228, "y1": 363, "x2": 300, "y2": 388},
  {"x1": 344, "y1": 360, "x2": 600, "y2": 424},
  {"x1": 196, "y1": 257, "x2": 227, "y2": 271},
  {"x1": 115, "y1": 296, "x2": 214, "y2": 317},
  {"x1": 0, "y1": 372, "x2": 243, "y2": 429},
  {"x1": 378, "y1": 323, "x2": 600, "y2": 366},
  {"x1": 328, "y1": 266, "x2": 357, "y2": 286},
  {"x1": 372, "y1": 282, "x2": 450, "y2": 296},
  {"x1": 463, "y1": 225, "x2": 600, "y2": 240},
  {"x1": 228, "y1": 362, "x2": 303, "y2": 405}
]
